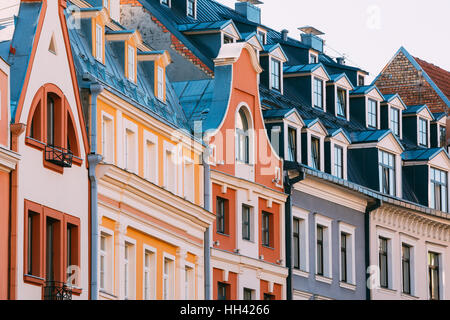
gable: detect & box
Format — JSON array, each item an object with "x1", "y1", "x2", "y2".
[
  {"x1": 335, "y1": 76, "x2": 353, "y2": 90},
  {"x1": 246, "y1": 35, "x2": 263, "y2": 52},
  {"x1": 389, "y1": 97, "x2": 406, "y2": 110},
  {"x1": 308, "y1": 121, "x2": 327, "y2": 136},
  {"x1": 222, "y1": 22, "x2": 240, "y2": 39},
  {"x1": 15, "y1": 0, "x2": 88, "y2": 153},
  {"x1": 311, "y1": 65, "x2": 330, "y2": 81},
  {"x1": 269, "y1": 46, "x2": 288, "y2": 63},
  {"x1": 367, "y1": 87, "x2": 384, "y2": 101},
  {"x1": 378, "y1": 133, "x2": 404, "y2": 154},
  {"x1": 285, "y1": 111, "x2": 304, "y2": 127},
  {"x1": 331, "y1": 131, "x2": 351, "y2": 145},
  {"x1": 417, "y1": 106, "x2": 434, "y2": 121},
  {"x1": 429, "y1": 150, "x2": 450, "y2": 171}
]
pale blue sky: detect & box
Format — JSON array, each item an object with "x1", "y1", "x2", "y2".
[{"x1": 219, "y1": 0, "x2": 450, "y2": 81}]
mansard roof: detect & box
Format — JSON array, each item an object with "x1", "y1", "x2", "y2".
[{"x1": 67, "y1": 6, "x2": 192, "y2": 133}]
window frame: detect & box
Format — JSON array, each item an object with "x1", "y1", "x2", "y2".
[
  {"x1": 270, "y1": 58, "x2": 281, "y2": 92},
  {"x1": 187, "y1": 0, "x2": 196, "y2": 18},
  {"x1": 336, "y1": 87, "x2": 347, "y2": 118},
  {"x1": 390, "y1": 107, "x2": 400, "y2": 136},
  {"x1": 162, "y1": 253, "x2": 175, "y2": 300},
  {"x1": 378, "y1": 237, "x2": 389, "y2": 289},
  {"x1": 127, "y1": 44, "x2": 136, "y2": 83},
  {"x1": 292, "y1": 207, "x2": 309, "y2": 273},
  {"x1": 313, "y1": 77, "x2": 324, "y2": 110},
  {"x1": 333, "y1": 144, "x2": 344, "y2": 179},
  {"x1": 95, "y1": 23, "x2": 103, "y2": 63},
  {"x1": 428, "y1": 251, "x2": 440, "y2": 300},
  {"x1": 429, "y1": 167, "x2": 448, "y2": 212},
  {"x1": 261, "y1": 211, "x2": 272, "y2": 248},
  {"x1": 379, "y1": 150, "x2": 396, "y2": 196},
  {"x1": 367, "y1": 98, "x2": 378, "y2": 129},
  {"x1": 418, "y1": 117, "x2": 428, "y2": 147},
  {"x1": 242, "y1": 205, "x2": 252, "y2": 241},
  {"x1": 287, "y1": 126, "x2": 297, "y2": 162},
  {"x1": 310, "y1": 136, "x2": 321, "y2": 170},
  {"x1": 315, "y1": 215, "x2": 332, "y2": 278},
  {"x1": 216, "y1": 197, "x2": 228, "y2": 235},
  {"x1": 401, "y1": 244, "x2": 412, "y2": 295},
  {"x1": 99, "y1": 228, "x2": 114, "y2": 294}
]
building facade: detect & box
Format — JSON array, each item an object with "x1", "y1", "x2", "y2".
[{"x1": 68, "y1": 1, "x2": 214, "y2": 300}]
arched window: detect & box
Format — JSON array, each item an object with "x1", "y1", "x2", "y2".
[{"x1": 236, "y1": 108, "x2": 250, "y2": 164}]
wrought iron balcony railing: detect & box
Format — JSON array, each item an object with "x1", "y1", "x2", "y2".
[
  {"x1": 45, "y1": 145, "x2": 73, "y2": 168},
  {"x1": 43, "y1": 281, "x2": 73, "y2": 300}
]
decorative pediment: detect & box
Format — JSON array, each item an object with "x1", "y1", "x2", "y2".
[
  {"x1": 429, "y1": 150, "x2": 450, "y2": 171},
  {"x1": 378, "y1": 132, "x2": 404, "y2": 155},
  {"x1": 334, "y1": 75, "x2": 353, "y2": 91},
  {"x1": 304, "y1": 119, "x2": 327, "y2": 136},
  {"x1": 222, "y1": 22, "x2": 240, "y2": 40},
  {"x1": 245, "y1": 34, "x2": 263, "y2": 52},
  {"x1": 261, "y1": 44, "x2": 288, "y2": 63},
  {"x1": 311, "y1": 65, "x2": 330, "y2": 81},
  {"x1": 366, "y1": 87, "x2": 384, "y2": 101},
  {"x1": 388, "y1": 96, "x2": 406, "y2": 110},
  {"x1": 329, "y1": 130, "x2": 351, "y2": 145},
  {"x1": 417, "y1": 106, "x2": 434, "y2": 121},
  {"x1": 285, "y1": 109, "x2": 305, "y2": 127}
]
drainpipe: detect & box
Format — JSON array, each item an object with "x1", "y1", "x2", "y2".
[
  {"x1": 284, "y1": 164, "x2": 305, "y2": 300},
  {"x1": 203, "y1": 156, "x2": 211, "y2": 300},
  {"x1": 88, "y1": 82, "x2": 104, "y2": 300},
  {"x1": 365, "y1": 199, "x2": 381, "y2": 301}
]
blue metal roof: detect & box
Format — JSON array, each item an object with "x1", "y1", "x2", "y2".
[
  {"x1": 67, "y1": 7, "x2": 192, "y2": 133},
  {"x1": 350, "y1": 85, "x2": 383, "y2": 97},
  {"x1": 262, "y1": 108, "x2": 296, "y2": 120},
  {"x1": 402, "y1": 148, "x2": 447, "y2": 161},
  {"x1": 403, "y1": 104, "x2": 432, "y2": 116},
  {"x1": 284, "y1": 63, "x2": 326, "y2": 75},
  {"x1": 1, "y1": 2, "x2": 43, "y2": 122}
]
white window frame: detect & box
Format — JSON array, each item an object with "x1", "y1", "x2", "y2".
[
  {"x1": 183, "y1": 156, "x2": 195, "y2": 202},
  {"x1": 376, "y1": 228, "x2": 395, "y2": 290},
  {"x1": 389, "y1": 107, "x2": 400, "y2": 137},
  {"x1": 95, "y1": 24, "x2": 103, "y2": 63},
  {"x1": 184, "y1": 261, "x2": 195, "y2": 300},
  {"x1": 315, "y1": 214, "x2": 332, "y2": 280},
  {"x1": 143, "y1": 130, "x2": 158, "y2": 184},
  {"x1": 101, "y1": 111, "x2": 114, "y2": 163},
  {"x1": 426, "y1": 243, "x2": 445, "y2": 300},
  {"x1": 123, "y1": 119, "x2": 138, "y2": 174},
  {"x1": 99, "y1": 228, "x2": 114, "y2": 294},
  {"x1": 123, "y1": 238, "x2": 136, "y2": 300},
  {"x1": 378, "y1": 149, "x2": 396, "y2": 197},
  {"x1": 313, "y1": 77, "x2": 325, "y2": 110},
  {"x1": 143, "y1": 245, "x2": 157, "y2": 300},
  {"x1": 308, "y1": 133, "x2": 324, "y2": 171},
  {"x1": 367, "y1": 98, "x2": 378, "y2": 129},
  {"x1": 399, "y1": 234, "x2": 417, "y2": 297},
  {"x1": 163, "y1": 141, "x2": 178, "y2": 194},
  {"x1": 418, "y1": 117, "x2": 429, "y2": 147},
  {"x1": 338, "y1": 222, "x2": 356, "y2": 285},
  {"x1": 163, "y1": 253, "x2": 175, "y2": 300},
  {"x1": 157, "y1": 66, "x2": 165, "y2": 101},
  {"x1": 160, "y1": 0, "x2": 171, "y2": 7},
  {"x1": 292, "y1": 207, "x2": 309, "y2": 274},
  {"x1": 127, "y1": 45, "x2": 135, "y2": 82},
  {"x1": 186, "y1": 0, "x2": 196, "y2": 18},
  {"x1": 331, "y1": 141, "x2": 347, "y2": 179},
  {"x1": 269, "y1": 57, "x2": 283, "y2": 94}
]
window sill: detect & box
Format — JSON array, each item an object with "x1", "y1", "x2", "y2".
[
  {"x1": 315, "y1": 274, "x2": 332, "y2": 284},
  {"x1": 262, "y1": 245, "x2": 275, "y2": 250},
  {"x1": 25, "y1": 137, "x2": 45, "y2": 151},
  {"x1": 292, "y1": 269, "x2": 309, "y2": 278},
  {"x1": 401, "y1": 292, "x2": 419, "y2": 300},
  {"x1": 216, "y1": 232, "x2": 230, "y2": 237},
  {"x1": 377, "y1": 287, "x2": 397, "y2": 295},
  {"x1": 23, "y1": 274, "x2": 45, "y2": 286},
  {"x1": 339, "y1": 281, "x2": 356, "y2": 291}
]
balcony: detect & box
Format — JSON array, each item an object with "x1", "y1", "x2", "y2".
[
  {"x1": 43, "y1": 281, "x2": 73, "y2": 300},
  {"x1": 45, "y1": 145, "x2": 73, "y2": 168}
]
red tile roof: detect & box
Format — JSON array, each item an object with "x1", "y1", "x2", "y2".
[{"x1": 414, "y1": 56, "x2": 450, "y2": 100}]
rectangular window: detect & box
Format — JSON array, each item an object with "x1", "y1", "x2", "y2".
[
  {"x1": 26, "y1": 210, "x2": 41, "y2": 277},
  {"x1": 311, "y1": 136, "x2": 320, "y2": 170},
  {"x1": 439, "y1": 126, "x2": 446, "y2": 148},
  {"x1": 144, "y1": 251, "x2": 152, "y2": 300},
  {"x1": 144, "y1": 139, "x2": 157, "y2": 184},
  {"x1": 313, "y1": 78, "x2": 323, "y2": 109},
  {"x1": 390, "y1": 108, "x2": 400, "y2": 136},
  {"x1": 262, "y1": 212, "x2": 272, "y2": 247},
  {"x1": 216, "y1": 197, "x2": 228, "y2": 235},
  {"x1": 242, "y1": 205, "x2": 251, "y2": 241},
  {"x1": 243, "y1": 288, "x2": 253, "y2": 300},
  {"x1": 419, "y1": 118, "x2": 428, "y2": 146},
  {"x1": 428, "y1": 252, "x2": 440, "y2": 300},
  {"x1": 379, "y1": 150, "x2": 396, "y2": 196},
  {"x1": 218, "y1": 282, "x2": 228, "y2": 300},
  {"x1": 164, "y1": 147, "x2": 177, "y2": 194},
  {"x1": 287, "y1": 127, "x2": 297, "y2": 162},
  {"x1": 358, "y1": 75, "x2": 365, "y2": 86},
  {"x1": 163, "y1": 258, "x2": 174, "y2": 300},
  {"x1": 47, "y1": 96, "x2": 55, "y2": 146},
  {"x1": 430, "y1": 167, "x2": 448, "y2": 212},
  {"x1": 379, "y1": 237, "x2": 389, "y2": 288},
  {"x1": 187, "y1": 0, "x2": 195, "y2": 17},
  {"x1": 316, "y1": 225, "x2": 324, "y2": 276},
  {"x1": 223, "y1": 35, "x2": 234, "y2": 44},
  {"x1": 402, "y1": 244, "x2": 411, "y2": 295},
  {"x1": 157, "y1": 66, "x2": 164, "y2": 101},
  {"x1": 103, "y1": 0, "x2": 109, "y2": 9},
  {"x1": 340, "y1": 233, "x2": 348, "y2": 283},
  {"x1": 368, "y1": 99, "x2": 377, "y2": 128},
  {"x1": 309, "y1": 54, "x2": 318, "y2": 64},
  {"x1": 334, "y1": 145, "x2": 343, "y2": 179},
  {"x1": 95, "y1": 24, "x2": 103, "y2": 62},
  {"x1": 184, "y1": 266, "x2": 194, "y2": 299},
  {"x1": 101, "y1": 115, "x2": 114, "y2": 163},
  {"x1": 99, "y1": 234, "x2": 107, "y2": 291},
  {"x1": 336, "y1": 88, "x2": 346, "y2": 118},
  {"x1": 271, "y1": 59, "x2": 281, "y2": 91},
  {"x1": 125, "y1": 128, "x2": 136, "y2": 173},
  {"x1": 183, "y1": 159, "x2": 195, "y2": 202},
  {"x1": 293, "y1": 218, "x2": 300, "y2": 269},
  {"x1": 124, "y1": 244, "x2": 130, "y2": 299},
  {"x1": 127, "y1": 45, "x2": 135, "y2": 82},
  {"x1": 257, "y1": 31, "x2": 266, "y2": 45}
]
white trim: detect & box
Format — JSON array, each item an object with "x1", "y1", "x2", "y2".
[
  {"x1": 376, "y1": 227, "x2": 395, "y2": 291},
  {"x1": 425, "y1": 243, "x2": 446, "y2": 300},
  {"x1": 315, "y1": 214, "x2": 332, "y2": 278},
  {"x1": 123, "y1": 118, "x2": 138, "y2": 174},
  {"x1": 162, "y1": 252, "x2": 176, "y2": 300},
  {"x1": 142, "y1": 244, "x2": 157, "y2": 300},
  {"x1": 338, "y1": 222, "x2": 356, "y2": 285},
  {"x1": 292, "y1": 206, "x2": 309, "y2": 273},
  {"x1": 399, "y1": 235, "x2": 417, "y2": 297},
  {"x1": 143, "y1": 129, "x2": 158, "y2": 184}
]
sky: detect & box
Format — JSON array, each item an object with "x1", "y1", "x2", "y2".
[{"x1": 218, "y1": 0, "x2": 450, "y2": 82}]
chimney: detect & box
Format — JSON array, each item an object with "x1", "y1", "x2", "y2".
[
  {"x1": 235, "y1": 0, "x2": 263, "y2": 24},
  {"x1": 281, "y1": 29, "x2": 289, "y2": 42},
  {"x1": 336, "y1": 57, "x2": 345, "y2": 65},
  {"x1": 298, "y1": 26, "x2": 325, "y2": 53}
]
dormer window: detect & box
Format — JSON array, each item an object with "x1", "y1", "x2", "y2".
[
  {"x1": 257, "y1": 31, "x2": 266, "y2": 45},
  {"x1": 309, "y1": 53, "x2": 318, "y2": 64},
  {"x1": 334, "y1": 145, "x2": 343, "y2": 179},
  {"x1": 419, "y1": 118, "x2": 428, "y2": 147},
  {"x1": 430, "y1": 167, "x2": 448, "y2": 212},
  {"x1": 336, "y1": 88, "x2": 346, "y2": 118},
  {"x1": 368, "y1": 99, "x2": 377, "y2": 129},
  {"x1": 161, "y1": 0, "x2": 171, "y2": 7},
  {"x1": 187, "y1": 0, "x2": 196, "y2": 18},
  {"x1": 313, "y1": 78, "x2": 324, "y2": 109},
  {"x1": 127, "y1": 44, "x2": 135, "y2": 82},
  {"x1": 358, "y1": 75, "x2": 365, "y2": 86},
  {"x1": 379, "y1": 150, "x2": 396, "y2": 196},
  {"x1": 271, "y1": 58, "x2": 281, "y2": 92},
  {"x1": 95, "y1": 24, "x2": 103, "y2": 63},
  {"x1": 390, "y1": 108, "x2": 400, "y2": 136},
  {"x1": 287, "y1": 127, "x2": 297, "y2": 162},
  {"x1": 311, "y1": 136, "x2": 320, "y2": 169},
  {"x1": 157, "y1": 66, "x2": 164, "y2": 101},
  {"x1": 439, "y1": 126, "x2": 446, "y2": 148},
  {"x1": 223, "y1": 35, "x2": 234, "y2": 44}
]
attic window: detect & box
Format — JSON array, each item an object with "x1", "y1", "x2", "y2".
[
  {"x1": 157, "y1": 66, "x2": 165, "y2": 101},
  {"x1": 309, "y1": 53, "x2": 318, "y2": 64},
  {"x1": 161, "y1": 0, "x2": 171, "y2": 7},
  {"x1": 257, "y1": 30, "x2": 267, "y2": 45},
  {"x1": 223, "y1": 35, "x2": 234, "y2": 44},
  {"x1": 49, "y1": 34, "x2": 57, "y2": 55},
  {"x1": 95, "y1": 24, "x2": 103, "y2": 62},
  {"x1": 127, "y1": 45, "x2": 135, "y2": 82},
  {"x1": 187, "y1": 0, "x2": 196, "y2": 18},
  {"x1": 419, "y1": 118, "x2": 428, "y2": 147},
  {"x1": 336, "y1": 88, "x2": 346, "y2": 118},
  {"x1": 270, "y1": 58, "x2": 281, "y2": 92},
  {"x1": 390, "y1": 108, "x2": 400, "y2": 136},
  {"x1": 379, "y1": 150, "x2": 396, "y2": 196},
  {"x1": 439, "y1": 126, "x2": 446, "y2": 148},
  {"x1": 358, "y1": 75, "x2": 365, "y2": 86},
  {"x1": 313, "y1": 78, "x2": 323, "y2": 109},
  {"x1": 367, "y1": 99, "x2": 377, "y2": 129}
]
